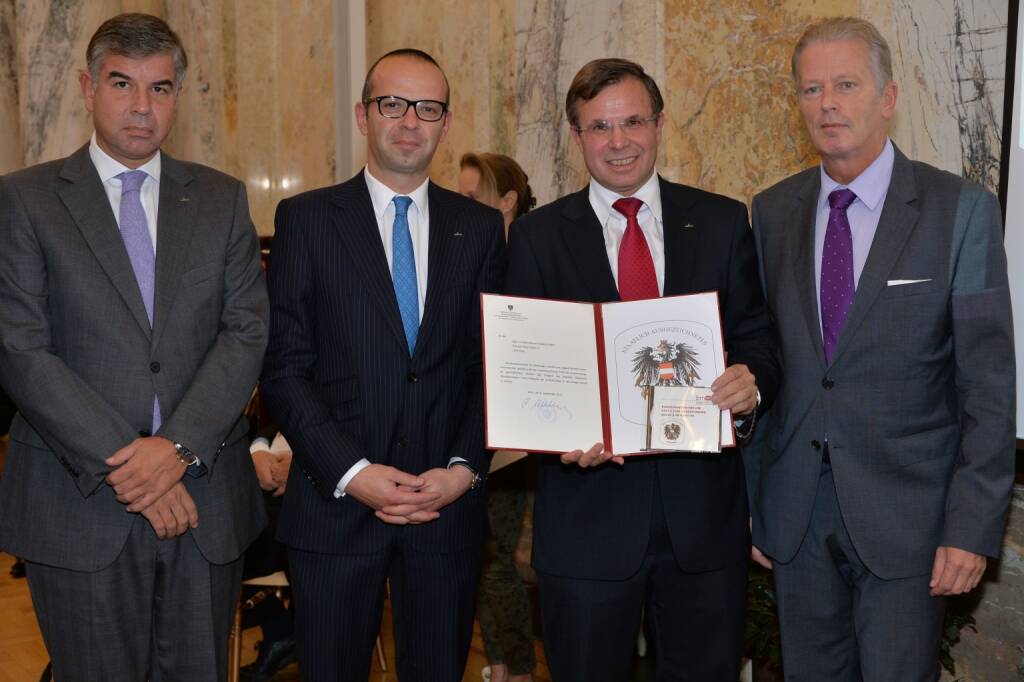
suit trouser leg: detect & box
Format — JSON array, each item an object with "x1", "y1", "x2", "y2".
[
  {"x1": 27, "y1": 515, "x2": 240, "y2": 682},
  {"x1": 288, "y1": 547, "x2": 389, "y2": 682},
  {"x1": 773, "y1": 464, "x2": 944, "y2": 682},
  {"x1": 538, "y1": 483, "x2": 745, "y2": 682},
  {"x1": 390, "y1": 538, "x2": 481, "y2": 682}
]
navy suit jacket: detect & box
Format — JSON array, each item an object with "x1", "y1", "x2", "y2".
[
  {"x1": 261, "y1": 171, "x2": 506, "y2": 555},
  {"x1": 504, "y1": 177, "x2": 779, "y2": 580}
]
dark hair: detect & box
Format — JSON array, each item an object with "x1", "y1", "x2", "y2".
[
  {"x1": 565, "y1": 58, "x2": 663, "y2": 128},
  {"x1": 361, "y1": 48, "x2": 450, "y2": 103},
  {"x1": 87, "y1": 13, "x2": 187, "y2": 88},
  {"x1": 460, "y1": 152, "x2": 536, "y2": 218},
  {"x1": 791, "y1": 17, "x2": 893, "y2": 93}
]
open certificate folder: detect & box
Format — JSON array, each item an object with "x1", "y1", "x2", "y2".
[{"x1": 482, "y1": 292, "x2": 735, "y2": 455}]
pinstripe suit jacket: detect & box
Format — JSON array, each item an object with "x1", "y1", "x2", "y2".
[
  {"x1": 748, "y1": 147, "x2": 1015, "y2": 579},
  {"x1": 504, "y1": 177, "x2": 779, "y2": 580},
  {"x1": 261, "y1": 171, "x2": 506, "y2": 554},
  {"x1": 0, "y1": 145, "x2": 269, "y2": 571}
]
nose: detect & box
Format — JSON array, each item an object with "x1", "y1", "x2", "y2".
[
  {"x1": 820, "y1": 85, "x2": 837, "y2": 112},
  {"x1": 400, "y1": 105, "x2": 420, "y2": 128},
  {"x1": 608, "y1": 123, "x2": 628, "y2": 149},
  {"x1": 132, "y1": 87, "x2": 152, "y2": 115}
]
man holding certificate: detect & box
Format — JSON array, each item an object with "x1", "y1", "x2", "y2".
[{"x1": 503, "y1": 58, "x2": 779, "y2": 681}]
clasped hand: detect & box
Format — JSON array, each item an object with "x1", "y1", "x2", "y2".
[
  {"x1": 346, "y1": 463, "x2": 474, "y2": 525},
  {"x1": 105, "y1": 436, "x2": 186, "y2": 512}
]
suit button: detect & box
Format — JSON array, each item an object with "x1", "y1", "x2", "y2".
[
  {"x1": 397, "y1": 437, "x2": 409, "y2": 447},
  {"x1": 821, "y1": 378, "x2": 834, "y2": 389},
  {"x1": 139, "y1": 430, "x2": 151, "y2": 438},
  {"x1": 150, "y1": 361, "x2": 161, "y2": 373},
  {"x1": 811, "y1": 440, "x2": 821, "y2": 450},
  {"x1": 407, "y1": 372, "x2": 418, "y2": 383}
]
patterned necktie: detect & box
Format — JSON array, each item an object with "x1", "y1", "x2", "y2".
[
  {"x1": 820, "y1": 188, "x2": 857, "y2": 364},
  {"x1": 117, "y1": 170, "x2": 161, "y2": 430},
  {"x1": 613, "y1": 197, "x2": 659, "y2": 301},
  {"x1": 391, "y1": 195, "x2": 419, "y2": 354}
]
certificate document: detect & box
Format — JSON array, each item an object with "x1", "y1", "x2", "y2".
[{"x1": 482, "y1": 292, "x2": 734, "y2": 455}]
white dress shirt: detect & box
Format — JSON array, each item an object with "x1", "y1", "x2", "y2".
[
  {"x1": 334, "y1": 169, "x2": 439, "y2": 498},
  {"x1": 88, "y1": 132, "x2": 161, "y2": 251},
  {"x1": 588, "y1": 170, "x2": 665, "y2": 295}
]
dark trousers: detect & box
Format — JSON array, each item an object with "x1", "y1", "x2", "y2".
[
  {"x1": 537, "y1": 485, "x2": 746, "y2": 682},
  {"x1": 289, "y1": 537, "x2": 480, "y2": 682},
  {"x1": 26, "y1": 516, "x2": 243, "y2": 682},
  {"x1": 773, "y1": 464, "x2": 944, "y2": 682}
]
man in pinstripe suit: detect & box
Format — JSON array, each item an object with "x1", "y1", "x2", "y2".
[{"x1": 261, "y1": 49, "x2": 506, "y2": 680}]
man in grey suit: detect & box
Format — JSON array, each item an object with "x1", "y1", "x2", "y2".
[
  {"x1": 748, "y1": 17, "x2": 1015, "y2": 681},
  {"x1": 0, "y1": 13, "x2": 268, "y2": 681}
]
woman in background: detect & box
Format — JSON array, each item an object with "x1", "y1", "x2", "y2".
[{"x1": 458, "y1": 152, "x2": 538, "y2": 682}]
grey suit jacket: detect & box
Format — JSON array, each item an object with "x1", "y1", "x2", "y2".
[
  {"x1": 748, "y1": 146, "x2": 1015, "y2": 580},
  {"x1": 0, "y1": 145, "x2": 269, "y2": 571}
]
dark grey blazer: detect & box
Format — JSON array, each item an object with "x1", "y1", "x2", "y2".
[
  {"x1": 748, "y1": 146, "x2": 1015, "y2": 579},
  {"x1": 0, "y1": 145, "x2": 269, "y2": 571}
]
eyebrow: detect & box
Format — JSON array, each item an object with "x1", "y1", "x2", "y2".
[{"x1": 106, "y1": 71, "x2": 175, "y2": 89}]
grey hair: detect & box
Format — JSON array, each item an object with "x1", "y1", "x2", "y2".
[
  {"x1": 87, "y1": 13, "x2": 188, "y2": 88},
  {"x1": 791, "y1": 17, "x2": 893, "y2": 93}
]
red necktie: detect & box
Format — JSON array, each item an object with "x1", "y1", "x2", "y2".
[{"x1": 613, "y1": 197, "x2": 659, "y2": 301}]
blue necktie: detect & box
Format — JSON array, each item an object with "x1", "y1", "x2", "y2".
[
  {"x1": 391, "y1": 195, "x2": 419, "y2": 355},
  {"x1": 118, "y1": 170, "x2": 161, "y2": 431}
]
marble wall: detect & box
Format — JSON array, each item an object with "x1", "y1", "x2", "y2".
[
  {"x1": 367, "y1": 0, "x2": 1008, "y2": 206},
  {"x1": 0, "y1": 0, "x2": 337, "y2": 234}
]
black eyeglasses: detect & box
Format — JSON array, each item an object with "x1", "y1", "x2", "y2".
[{"x1": 364, "y1": 95, "x2": 449, "y2": 122}]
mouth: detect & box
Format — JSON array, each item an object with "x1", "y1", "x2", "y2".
[
  {"x1": 607, "y1": 156, "x2": 639, "y2": 168},
  {"x1": 123, "y1": 126, "x2": 154, "y2": 137}
]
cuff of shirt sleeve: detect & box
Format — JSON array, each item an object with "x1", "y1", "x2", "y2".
[
  {"x1": 334, "y1": 458, "x2": 371, "y2": 498},
  {"x1": 249, "y1": 438, "x2": 271, "y2": 454}
]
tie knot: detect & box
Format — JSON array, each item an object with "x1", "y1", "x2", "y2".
[
  {"x1": 393, "y1": 195, "x2": 413, "y2": 217},
  {"x1": 118, "y1": 170, "x2": 147, "y2": 194},
  {"x1": 828, "y1": 188, "x2": 857, "y2": 211},
  {"x1": 612, "y1": 197, "x2": 643, "y2": 220}
]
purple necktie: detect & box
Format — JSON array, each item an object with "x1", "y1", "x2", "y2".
[
  {"x1": 820, "y1": 188, "x2": 857, "y2": 365},
  {"x1": 118, "y1": 170, "x2": 161, "y2": 431}
]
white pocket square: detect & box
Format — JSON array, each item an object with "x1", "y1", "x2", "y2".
[{"x1": 887, "y1": 278, "x2": 932, "y2": 286}]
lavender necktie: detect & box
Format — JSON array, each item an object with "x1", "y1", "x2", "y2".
[
  {"x1": 118, "y1": 170, "x2": 161, "y2": 431},
  {"x1": 820, "y1": 188, "x2": 857, "y2": 365}
]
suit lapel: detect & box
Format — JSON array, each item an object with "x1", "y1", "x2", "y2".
[
  {"x1": 659, "y1": 177, "x2": 700, "y2": 295},
  {"x1": 417, "y1": 183, "x2": 461, "y2": 354},
  {"x1": 829, "y1": 148, "x2": 920, "y2": 365},
  {"x1": 560, "y1": 189, "x2": 619, "y2": 302},
  {"x1": 152, "y1": 153, "x2": 198, "y2": 349},
  {"x1": 329, "y1": 173, "x2": 408, "y2": 350},
  {"x1": 793, "y1": 172, "x2": 827, "y2": 368},
  {"x1": 56, "y1": 146, "x2": 152, "y2": 338}
]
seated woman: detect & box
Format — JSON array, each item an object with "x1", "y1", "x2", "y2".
[{"x1": 458, "y1": 152, "x2": 538, "y2": 682}]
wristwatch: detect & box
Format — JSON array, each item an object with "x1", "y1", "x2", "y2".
[
  {"x1": 173, "y1": 441, "x2": 200, "y2": 468},
  {"x1": 448, "y1": 461, "x2": 484, "y2": 492}
]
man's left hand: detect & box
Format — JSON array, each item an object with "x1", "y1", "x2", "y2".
[
  {"x1": 105, "y1": 436, "x2": 185, "y2": 512},
  {"x1": 711, "y1": 363, "x2": 758, "y2": 416},
  {"x1": 378, "y1": 466, "x2": 473, "y2": 524},
  {"x1": 930, "y1": 546, "x2": 987, "y2": 596}
]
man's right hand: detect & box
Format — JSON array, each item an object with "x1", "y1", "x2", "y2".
[
  {"x1": 140, "y1": 482, "x2": 199, "y2": 539},
  {"x1": 560, "y1": 442, "x2": 624, "y2": 468},
  {"x1": 345, "y1": 464, "x2": 442, "y2": 525}
]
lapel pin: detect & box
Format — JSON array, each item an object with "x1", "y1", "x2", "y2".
[
  {"x1": 179, "y1": 197, "x2": 190, "y2": 202},
  {"x1": 683, "y1": 223, "x2": 695, "y2": 229},
  {"x1": 453, "y1": 231, "x2": 464, "y2": 237}
]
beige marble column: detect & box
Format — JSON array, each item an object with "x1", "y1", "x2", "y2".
[{"x1": 0, "y1": 0, "x2": 21, "y2": 173}]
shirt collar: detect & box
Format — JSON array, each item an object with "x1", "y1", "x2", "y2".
[
  {"x1": 589, "y1": 170, "x2": 662, "y2": 225},
  {"x1": 363, "y1": 166, "x2": 430, "y2": 221},
  {"x1": 818, "y1": 138, "x2": 894, "y2": 212},
  {"x1": 88, "y1": 132, "x2": 162, "y2": 185}
]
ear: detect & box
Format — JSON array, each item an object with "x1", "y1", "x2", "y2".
[
  {"x1": 498, "y1": 189, "x2": 518, "y2": 215},
  {"x1": 80, "y1": 70, "x2": 96, "y2": 113},
  {"x1": 438, "y1": 109, "x2": 453, "y2": 141},
  {"x1": 880, "y1": 80, "x2": 898, "y2": 120},
  {"x1": 355, "y1": 101, "x2": 369, "y2": 136}
]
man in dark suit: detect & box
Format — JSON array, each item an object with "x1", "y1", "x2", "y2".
[
  {"x1": 504, "y1": 58, "x2": 778, "y2": 682},
  {"x1": 0, "y1": 13, "x2": 268, "y2": 682},
  {"x1": 748, "y1": 17, "x2": 1015, "y2": 681},
  {"x1": 260, "y1": 49, "x2": 505, "y2": 680}
]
